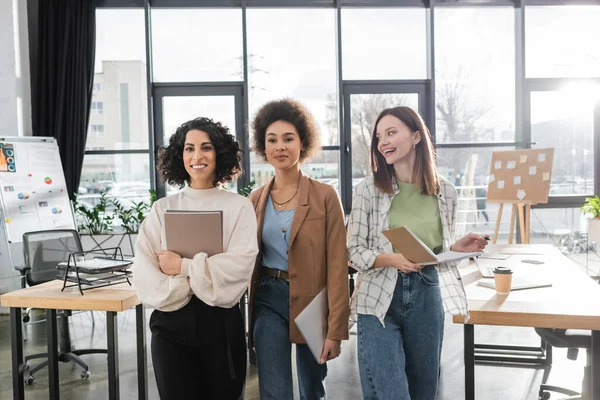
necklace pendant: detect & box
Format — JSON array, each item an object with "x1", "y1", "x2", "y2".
[{"x1": 282, "y1": 228, "x2": 287, "y2": 233}]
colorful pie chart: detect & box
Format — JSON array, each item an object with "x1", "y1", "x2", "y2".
[
  {"x1": 17, "y1": 192, "x2": 29, "y2": 200},
  {"x1": 44, "y1": 177, "x2": 52, "y2": 185}
]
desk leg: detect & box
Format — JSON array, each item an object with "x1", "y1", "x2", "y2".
[
  {"x1": 464, "y1": 324, "x2": 475, "y2": 400},
  {"x1": 47, "y1": 309, "x2": 59, "y2": 400},
  {"x1": 107, "y1": 311, "x2": 119, "y2": 400},
  {"x1": 10, "y1": 307, "x2": 24, "y2": 400},
  {"x1": 592, "y1": 331, "x2": 600, "y2": 400},
  {"x1": 135, "y1": 304, "x2": 147, "y2": 400}
]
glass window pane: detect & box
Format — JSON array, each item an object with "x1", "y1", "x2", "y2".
[
  {"x1": 303, "y1": 151, "x2": 341, "y2": 199},
  {"x1": 151, "y1": 9, "x2": 243, "y2": 82},
  {"x1": 434, "y1": 8, "x2": 515, "y2": 143},
  {"x1": 249, "y1": 150, "x2": 340, "y2": 197},
  {"x1": 79, "y1": 153, "x2": 150, "y2": 198},
  {"x1": 531, "y1": 208, "x2": 590, "y2": 268},
  {"x1": 160, "y1": 96, "x2": 239, "y2": 195},
  {"x1": 530, "y1": 84, "x2": 598, "y2": 196},
  {"x1": 349, "y1": 93, "x2": 419, "y2": 182},
  {"x1": 342, "y1": 8, "x2": 427, "y2": 80},
  {"x1": 247, "y1": 9, "x2": 338, "y2": 146},
  {"x1": 436, "y1": 146, "x2": 515, "y2": 238},
  {"x1": 161, "y1": 96, "x2": 236, "y2": 145},
  {"x1": 91, "y1": 10, "x2": 149, "y2": 151},
  {"x1": 526, "y1": 6, "x2": 600, "y2": 78}
]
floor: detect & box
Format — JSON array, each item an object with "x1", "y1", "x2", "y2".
[
  {"x1": 0, "y1": 252, "x2": 594, "y2": 400},
  {"x1": 0, "y1": 308, "x2": 588, "y2": 400}
]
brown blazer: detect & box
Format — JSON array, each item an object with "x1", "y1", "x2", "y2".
[{"x1": 247, "y1": 172, "x2": 350, "y2": 348}]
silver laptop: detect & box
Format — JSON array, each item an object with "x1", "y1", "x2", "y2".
[{"x1": 294, "y1": 288, "x2": 328, "y2": 363}]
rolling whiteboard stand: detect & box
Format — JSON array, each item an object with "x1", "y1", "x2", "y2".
[
  {"x1": 0, "y1": 137, "x2": 75, "y2": 313},
  {"x1": 487, "y1": 148, "x2": 554, "y2": 244}
]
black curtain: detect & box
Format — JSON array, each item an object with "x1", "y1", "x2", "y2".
[{"x1": 31, "y1": 0, "x2": 96, "y2": 200}]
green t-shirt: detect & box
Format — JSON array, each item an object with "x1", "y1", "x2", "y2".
[{"x1": 389, "y1": 181, "x2": 443, "y2": 254}]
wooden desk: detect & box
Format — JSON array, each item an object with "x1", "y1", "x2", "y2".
[
  {"x1": 453, "y1": 244, "x2": 600, "y2": 400},
  {"x1": 0, "y1": 280, "x2": 147, "y2": 400}
]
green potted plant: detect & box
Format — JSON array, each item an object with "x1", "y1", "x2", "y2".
[
  {"x1": 237, "y1": 180, "x2": 255, "y2": 198},
  {"x1": 72, "y1": 192, "x2": 113, "y2": 235},
  {"x1": 582, "y1": 196, "x2": 600, "y2": 244},
  {"x1": 74, "y1": 190, "x2": 156, "y2": 257}
]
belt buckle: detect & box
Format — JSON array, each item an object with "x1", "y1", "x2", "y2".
[{"x1": 276, "y1": 270, "x2": 282, "y2": 279}]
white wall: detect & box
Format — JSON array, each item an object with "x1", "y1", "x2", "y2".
[{"x1": 0, "y1": 0, "x2": 32, "y2": 137}]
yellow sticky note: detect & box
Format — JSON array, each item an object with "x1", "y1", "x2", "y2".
[
  {"x1": 520, "y1": 155, "x2": 527, "y2": 163},
  {"x1": 5, "y1": 218, "x2": 10, "y2": 223},
  {"x1": 542, "y1": 172, "x2": 550, "y2": 181}
]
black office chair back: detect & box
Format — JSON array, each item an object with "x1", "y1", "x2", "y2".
[{"x1": 22, "y1": 229, "x2": 84, "y2": 286}]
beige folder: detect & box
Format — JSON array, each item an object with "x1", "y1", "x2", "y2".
[
  {"x1": 382, "y1": 226, "x2": 481, "y2": 265},
  {"x1": 163, "y1": 210, "x2": 223, "y2": 259}
]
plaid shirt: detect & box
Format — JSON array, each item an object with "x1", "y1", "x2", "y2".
[{"x1": 347, "y1": 175, "x2": 469, "y2": 325}]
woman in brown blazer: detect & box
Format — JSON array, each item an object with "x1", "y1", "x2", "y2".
[{"x1": 248, "y1": 98, "x2": 349, "y2": 400}]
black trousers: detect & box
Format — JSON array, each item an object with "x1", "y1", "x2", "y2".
[{"x1": 150, "y1": 296, "x2": 247, "y2": 400}]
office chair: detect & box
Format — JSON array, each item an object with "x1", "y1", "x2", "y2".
[
  {"x1": 14, "y1": 229, "x2": 107, "y2": 385},
  {"x1": 535, "y1": 328, "x2": 591, "y2": 400}
]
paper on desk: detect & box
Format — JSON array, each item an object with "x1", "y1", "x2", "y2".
[{"x1": 478, "y1": 253, "x2": 512, "y2": 260}]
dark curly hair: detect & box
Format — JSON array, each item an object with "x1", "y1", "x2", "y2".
[
  {"x1": 157, "y1": 117, "x2": 242, "y2": 188},
  {"x1": 251, "y1": 98, "x2": 321, "y2": 162}
]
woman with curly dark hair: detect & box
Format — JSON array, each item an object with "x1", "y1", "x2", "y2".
[
  {"x1": 247, "y1": 99, "x2": 349, "y2": 399},
  {"x1": 133, "y1": 117, "x2": 258, "y2": 400}
]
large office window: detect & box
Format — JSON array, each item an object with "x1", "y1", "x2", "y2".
[
  {"x1": 341, "y1": 8, "x2": 427, "y2": 80},
  {"x1": 529, "y1": 84, "x2": 598, "y2": 197},
  {"x1": 85, "y1": 1, "x2": 599, "y2": 234},
  {"x1": 434, "y1": 7, "x2": 515, "y2": 146},
  {"x1": 80, "y1": 9, "x2": 150, "y2": 200},
  {"x1": 151, "y1": 9, "x2": 243, "y2": 82},
  {"x1": 526, "y1": 6, "x2": 600, "y2": 78},
  {"x1": 246, "y1": 8, "x2": 338, "y2": 186}
]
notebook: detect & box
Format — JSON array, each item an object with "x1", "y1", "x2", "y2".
[
  {"x1": 477, "y1": 277, "x2": 552, "y2": 291},
  {"x1": 382, "y1": 226, "x2": 482, "y2": 265},
  {"x1": 294, "y1": 287, "x2": 328, "y2": 363},
  {"x1": 163, "y1": 210, "x2": 223, "y2": 259}
]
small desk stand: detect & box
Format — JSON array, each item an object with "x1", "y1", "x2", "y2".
[{"x1": 58, "y1": 247, "x2": 132, "y2": 295}]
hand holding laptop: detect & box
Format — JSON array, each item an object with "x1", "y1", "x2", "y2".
[
  {"x1": 387, "y1": 253, "x2": 422, "y2": 273},
  {"x1": 382, "y1": 226, "x2": 483, "y2": 265}
]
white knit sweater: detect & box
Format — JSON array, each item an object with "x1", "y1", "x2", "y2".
[{"x1": 133, "y1": 186, "x2": 258, "y2": 311}]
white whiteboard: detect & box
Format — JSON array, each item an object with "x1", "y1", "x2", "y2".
[{"x1": 0, "y1": 137, "x2": 75, "y2": 242}]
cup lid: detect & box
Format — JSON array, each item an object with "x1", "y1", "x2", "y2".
[{"x1": 494, "y1": 266, "x2": 513, "y2": 274}]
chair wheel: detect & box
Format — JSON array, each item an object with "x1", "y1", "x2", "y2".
[
  {"x1": 81, "y1": 370, "x2": 91, "y2": 380},
  {"x1": 539, "y1": 391, "x2": 550, "y2": 400},
  {"x1": 23, "y1": 362, "x2": 30, "y2": 371},
  {"x1": 24, "y1": 375, "x2": 34, "y2": 385},
  {"x1": 23, "y1": 315, "x2": 30, "y2": 323}
]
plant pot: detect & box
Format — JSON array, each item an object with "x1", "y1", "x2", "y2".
[
  {"x1": 589, "y1": 218, "x2": 600, "y2": 245},
  {"x1": 79, "y1": 233, "x2": 138, "y2": 258}
]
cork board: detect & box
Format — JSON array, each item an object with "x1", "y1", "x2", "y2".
[{"x1": 487, "y1": 148, "x2": 554, "y2": 204}]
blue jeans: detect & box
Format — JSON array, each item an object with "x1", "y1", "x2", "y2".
[
  {"x1": 253, "y1": 276, "x2": 328, "y2": 400},
  {"x1": 357, "y1": 266, "x2": 444, "y2": 400}
]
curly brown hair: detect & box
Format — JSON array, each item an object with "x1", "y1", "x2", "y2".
[
  {"x1": 251, "y1": 98, "x2": 321, "y2": 162},
  {"x1": 157, "y1": 117, "x2": 242, "y2": 188}
]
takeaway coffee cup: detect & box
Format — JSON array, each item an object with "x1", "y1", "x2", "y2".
[{"x1": 493, "y1": 266, "x2": 513, "y2": 294}]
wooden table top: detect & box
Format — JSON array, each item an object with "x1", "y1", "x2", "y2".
[
  {"x1": 0, "y1": 280, "x2": 140, "y2": 312},
  {"x1": 453, "y1": 244, "x2": 600, "y2": 330}
]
